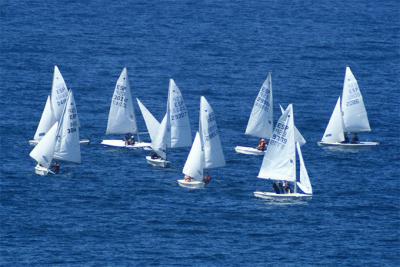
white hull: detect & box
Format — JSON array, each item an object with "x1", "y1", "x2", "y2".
[
  {"x1": 177, "y1": 179, "x2": 205, "y2": 189},
  {"x1": 254, "y1": 191, "x2": 312, "y2": 199},
  {"x1": 34, "y1": 165, "x2": 54, "y2": 176},
  {"x1": 146, "y1": 156, "x2": 170, "y2": 168},
  {"x1": 317, "y1": 141, "x2": 379, "y2": 147},
  {"x1": 234, "y1": 146, "x2": 265, "y2": 156},
  {"x1": 29, "y1": 139, "x2": 90, "y2": 146},
  {"x1": 101, "y1": 139, "x2": 151, "y2": 150}
]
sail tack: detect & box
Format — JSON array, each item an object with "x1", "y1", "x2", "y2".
[
  {"x1": 182, "y1": 132, "x2": 204, "y2": 180},
  {"x1": 341, "y1": 67, "x2": 371, "y2": 133},
  {"x1": 53, "y1": 90, "x2": 81, "y2": 163},
  {"x1": 199, "y1": 96, "x2": 225, "y2": 169},
  {"x1": 258, "y1": 104, "x2": 296, "y2": 182},
  {"x1": 106, "y1": 68, "x2": 138, "y2": 135},
  {"x1": 245, "y1": 73, "x2": 274, "y2": 139},
  {"x1": 321, "y1": 97, "x2": 345, "y2": 143},
  {"x1": 30, "y1": 122, "x2": 59, "y2": 169}
]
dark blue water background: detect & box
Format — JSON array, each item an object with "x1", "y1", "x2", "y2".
[{"x1": 1, "y1": 0, "x2": 399, "y2": 265}]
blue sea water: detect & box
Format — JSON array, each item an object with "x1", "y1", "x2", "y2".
[{"x1": 1, "y1": 0, "x2": 399, "y2": 265}]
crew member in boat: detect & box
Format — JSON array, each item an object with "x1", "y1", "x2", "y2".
[
  {"x1": 150, "y1": 152, "x2": 160, "y2": 160},
  {"x1": 273, "y1": 181, "x2": 285, "y2": 194},
  {"x1": 125, "y1": 133, "x2": 135, "y2": 146},
  {"x1": 203, "y1": 175, "x2": 212, "y2": 185},
  {"x1": 257, "y1": 138, "x2": 267, "y2": 151},
  {"x1": 283, "y1": 181, "x2": 291, "y2": 194},
  {"x1": 342, "y1": 133, "x2": 350, "y2": 143},
  {"x1": 351, "y1": 133, "x2": 359, "y2": 144},
  {"x1": 184, "y1": 175, "x2": 192, "y2": 182},
  {"x1": 51, "y1": 161, "x2": 60, "y2": 174}
]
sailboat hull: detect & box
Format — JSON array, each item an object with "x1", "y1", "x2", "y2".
[
  {"x1": 254, "y1": 191, "x2": 312, "y2": 199},
  {"x1": 317, "y1": 141, "x2": 379, "y2": 147},
  {"x1": 34, "y1": 165, "x2": 55, "y2": 176},
  {"x1": 234, "y1": 146, "x2": 265, "y2": 156},
  {"x1": 101, "y1": 139, "x2": 152, "y2": 150},
  {"x1": 177, "y1": 179, "x2": 205, "y2": 189},
  {"x1": 146, "y1": 156, "x2": 170, "y2": 168},
  {"x1": 29, "y1": 139, "x2": 90, "y2": 146}
]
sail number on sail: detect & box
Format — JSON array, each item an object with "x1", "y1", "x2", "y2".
[
  {"x1": 67, "y1": 105, "x2": 78, "y2": 133},
  {"x1": 171, "y1": 96, "x2": 187, "y2": 121},
  {"x1": 270, "y1": 122, "x2": 289, "y2": 145},
  {"x1": 112, "y1": 85, "x2": 128, "y2": 108},
  {"x1": 205, "y1": 111, "x2": 218, "y2": 141},
  {"x1": 255, "y1": 86, "x2": 271, "y2": 111},
  {"x1": 55, "y1": 87, "x2": 68, "y2": 107}
]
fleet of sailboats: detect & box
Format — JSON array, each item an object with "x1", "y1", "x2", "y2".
[
  {"x1": 318, "y1": 67, "x2": 378, "y2": 147},
  {"x1": 28, "y1": 65, "x2": 379, "y2": 201}
]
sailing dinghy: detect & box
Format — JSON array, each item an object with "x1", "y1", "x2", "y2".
[
  {"x1": 29, "y1": 66, "x2": 89, "y2": 146},
  {"x1": 235, "y1": 73, "x2": 273, "y2": 156},
  {"x1": 318, "y1": 67, "x2": 378, "y2": 147},
  {"x1": 178, "y1": 96, "x2": 225, "y2": 189},
  {"x1": 254, "y1": 104, "x2": 312, "y2": 199},
  {"x1": 144, "y1": 79, "x2": 192, "y2": 167},
  {"x1": 101, "y1": 68, "x2": 151, "y2": 149},
  {"x1": 30, "y1": 90, "x2": 81, "y2": 176}
]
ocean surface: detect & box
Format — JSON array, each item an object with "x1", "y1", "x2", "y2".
[{"x1": 1, "y1": 0, "x2": 399, "y2": 265}]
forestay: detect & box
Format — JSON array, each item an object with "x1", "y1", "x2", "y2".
[
  {"x1": 296, "y1": 142, "x2": 312, "y2": 194},
  {"x1": 34, "y1": 96, "x2": 56, "y2": 141},
  {"x1": 136, "y1": 98, "x2": 161, "y2": 142},
  {"x1": 279, "y1": 105, "x2": 306, "y2": 146},
  {"x1": 168, "y1": 79, "x2": 192, "y2": 148},
  {"x1": 30, "y1": 122, "x2": 59, "y2": 169},
  {"x1": 341, "y1": 67, "x2": 371, "y2": 133},
  {"x1": 321, "y1": 97, "x2": 345, "y2": 143},
  {"x1": 199, "y1": 96, "x2": 225, "y2": 169},
  {"x1": 50, "y1": 66, "x2": 69, "y2": 121},
  {"x1": 54, "y1": 90, "x2": 81, "y2": 163},
  {"x1": 258, "y1": 105, "x2": 296, "y2": 182},
  {"x1": 182, "y1": 132, "x2": 204, "y2": 180},
  {"x1": 245, "y1": 72, "x2": 273, "y2": 139},
  {"x1": 106, "y1": 68, "x2": 138, "y2": 135}
]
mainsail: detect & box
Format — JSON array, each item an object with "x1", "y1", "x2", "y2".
[
  {"x1": 53, "y1": 90, "x2": 81, "y2": 163},
  {"x1": 199, "y1": 96, "x2": 225, "y2": 169},
  {"x1": 50, "y1": 66, "x2": 69, "y2": 121},
  {"x1": 245, "y1": 72, "x2": 273, "y2": 139},
  {"x1": 182, "y1": 132, "x2": 204, "y2": 180},
  {"x1": 34, "y1": 96, "x2": 56, "y2": 141},
  {"x1": 341, "y1": 67, "x2": 371, "y2": 133},
  {"x1": 29, "y1": 122, "x2": 59, "y2": 169},
  {"x1": 258, "y1": 104, "x2": 296, "y2": 182},
  {"x1": 168, "y1": 79, "x2": 192, "y2": 148},
  {"x1": 321, "y1": 97, "x2": 345, "y2": 143},
  {"x1": 106, "y1": 68, "x2": 138, "y2": 135}
]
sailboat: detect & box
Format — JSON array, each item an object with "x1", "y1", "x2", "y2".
[
  {"x1": 254, "y1": 104, "x2": 312, "y2": 199},
  {"x1": 29, "y1": 66, "x2": 90, "y2": 146},
  {"x1": 318, "y1": 67, "x2": 379, "y2": 147},
  {"x1": 178, "y1": 96, "x2": 225, "y2": 189},
  {"x1": 142, "y1": 79, "x2": 192, "y2": 167},
  {"x1": 101, "y1": 68, "x2": 151, "y2": 149},
  {"x1": 30, "y1": 90, "x2": 81, "y2": 176},
  {"x1": 235, "y1": 73, "x2": 273, "y2": 155}
]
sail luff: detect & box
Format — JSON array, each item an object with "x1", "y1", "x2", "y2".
[
  {"x1": 34, "y1": 96, "x2": 57, "y2": 141},
  {"x1": 321, "y1": 97, "x2": 345, "y2": 143},
  {"x1": 50, "y1": 66, "x2": 69, "y2": 121}
]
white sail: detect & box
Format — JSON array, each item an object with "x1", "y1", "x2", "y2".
[
  {"x1": 341, "y1": 67, "x2": 371, "y2": 132},
  {"x1": 279, "y1": 105, "x2": 306, "y2": 146},
  {"x1": 168, "y1": 79, "x2": 192, "y2": 148},
  {"x1": 296, "y1": 142, "x2": 312, "y2": 194},
  {"x1": 106, "y1": 68, "x2": 138, "y2": 135},
  {"x1": 30, "y1": 122, "x2": 59, "y2": 169},
  {"x1": 151, "y1": 113, "x2": 169, "y2": 159},
  {"x1": 54, "y1": 91, "x2": 81, "y2": 163},
  {"x1": 258, "y1": 104, "x2": 296, "y2": 182},
  {"x1": 182, "y1": 132, "x2": 204, "y2": 180},
  {"x1": 321, "y1": 97, "x2": 345, "y2": 143},
  {"x1": 136, "y1": 98, "x2": 160, "y2": 142},
  {"x1": 50, "y1": 66, "x2": 69, "y2": 121},
  {"x1": 245, "y1": 72, "x2": 273, "y2": 138},
  {"x1": 199, "y1": 96, "x2": 225, "y2": 169},
  {"x1": 34, "y1": 96, "x2": 56, "y2": 141}
]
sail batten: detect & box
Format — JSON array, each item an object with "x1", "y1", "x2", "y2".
[{"x1": 245, "y1": 73, "x2": 274, "y2": 138}]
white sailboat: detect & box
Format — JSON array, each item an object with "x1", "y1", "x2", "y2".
[
  {"x1": 235, "y1": 73, "x2": 273, "y2": 156},
  {"x1": 318, "y1": 67, "x2": 378, "y2": 147},
  {"x1": 254, "y1": 104, "x2": 312, "y2": 199},
  {"x1": 143, "y1": 79, "x2": 192, "y2": 167},
  {"x1": 178, "y1": 96, "x2": 225, "y2": 188},
  {"x1": 30, "y1": 90, "x2": 82, "y2": 175},
  {"x1": 101, "y1": 68, "x2": 151, "y2": 149},
  {"x1": 29, "y1": 66, "x2": 89, "y2": 146}
]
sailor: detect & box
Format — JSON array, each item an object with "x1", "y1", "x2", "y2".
[
  {"x1": 184, "y1": 175, "x2": 192, "y2": 182},
  {"x1": 257, "y1": 138, "x2": 267, "y2": 151},
  {"x1": 283, "y1": 181, "x2": 291, "y2": 194},
  {"x1": 351, "y1": 133, "x2": 359, "y2": 144},
  {"x1": 273, "y1": 182, "x2": 281, "y2": 194},
  {"x1": 203, "y1": 175, "x2": 212, "y2": 185},
  {"x1": 51, "y1": 161, "x2": 60, "y2": 173},
  {"x1": 150, "y1": 152, "x2": 160, "y2": 159}
]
